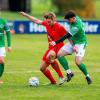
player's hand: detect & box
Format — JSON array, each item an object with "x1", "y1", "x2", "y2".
[
  {"x1": 19, "y1": 12, "x2": 26, "y2": 16},
  {"x1": 72, "y1": 46, "x2": 78, "y2": 53},
  {"x1": 7, "y1": 47, "x2": 12, "y2": 52},
  {"x1": 49, "y1": 41, "x2": 56, "y2": 46}
]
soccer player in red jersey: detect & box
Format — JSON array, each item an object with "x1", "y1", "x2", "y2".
[{"x1": 20, "y1": 12, "x2": 74, "y2": 85}]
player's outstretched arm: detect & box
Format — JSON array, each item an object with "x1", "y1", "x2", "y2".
[
  {"x1": 19, "y1": 12, "x2": 42, "y2": 24},
  {"x1": 3, "y1": 19, "x2": 12, "y2": 52}
]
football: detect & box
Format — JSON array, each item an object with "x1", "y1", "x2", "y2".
[{"x1": 28, "y1": 77, "x2": 39, "y2": 87}]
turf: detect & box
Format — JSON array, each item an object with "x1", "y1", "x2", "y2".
[{"x1": 0, "y1": 34, "x2": 100, "y2": 100}]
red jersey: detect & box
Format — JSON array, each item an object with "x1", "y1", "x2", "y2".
[
  {"x1": 41, "y1": 21, "x2": 66, "y2": 64},
  {"x1": 42, "y1": 21, "x2": 66, "y2": 47}
]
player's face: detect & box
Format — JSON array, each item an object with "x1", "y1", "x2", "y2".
[
  {"x1": 67, "y1": 17, "x2": 76, "y2": 23},
  {"x1": 44, "y1": 18, "x2": 54, "y2": 26}
]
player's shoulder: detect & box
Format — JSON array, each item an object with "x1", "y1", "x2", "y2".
[
  {"x1": 76, "y1": 16, "x2": 81, "y2": 20},
  {"x1": 54, "y1": 22, "x2": 62, "y2": 28},
  {"x1": 0, "y1": 18, "x2": 6, "y2": 21},
  {"x1": 0, "y1": 18, "x2": 7, "y2": 24},
  {"x1": 76, "y1": 16, "x2": 83, "y2": 24},
  {"x1": 56, "y1": 22, "x2": 65, "y2": 30},
  {"x1": 55, "y1": 22, "x2": 66, "y2": 32},
  {"x1": 55, "y1": 22, "x2": 60, "y2": 26}
]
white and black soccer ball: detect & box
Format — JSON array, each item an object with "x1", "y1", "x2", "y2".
[{"x1": 29, "y1": 77, "x2": 39, "y2": 87}]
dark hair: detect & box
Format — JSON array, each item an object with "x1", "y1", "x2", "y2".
[{"x1": 64, "y1": 10, "x2": 76, "y2": 19}]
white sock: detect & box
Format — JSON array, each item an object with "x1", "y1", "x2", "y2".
[
  {"x1": 86, "y1": 74, "x2": 90, "y2": 77},
  {"x1": 66, "y1": 69, "x2": 72, "y2": 74}
]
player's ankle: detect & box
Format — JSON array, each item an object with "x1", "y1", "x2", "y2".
[{"x1": 66, "y1": 69, "x2": 72, "y2": 74}]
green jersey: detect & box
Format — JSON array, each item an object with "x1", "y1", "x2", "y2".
[
  {"x1": 0, "y1": 18, "x2": 11, "y2": 47},
  {"x1": 69, "y1": 16, "x2": 87, "y2": 44}
]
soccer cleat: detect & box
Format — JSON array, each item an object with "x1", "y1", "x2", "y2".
[
  {"x1": 67, "y1": 72, "x2": 74, "y2": 82},
  {"x1": 86, "y1": 76, "x2": 92, "y2": 85},
  {"x1": 59, "y1": 77, "x2": 66, "y2": 85},
  {"x1": 51, "y1": 82, "x2": 57, "y2": 85}
]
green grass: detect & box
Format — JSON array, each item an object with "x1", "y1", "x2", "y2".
[{"x1": 0, "y1": 34, "x2": 100, "y2": 100}]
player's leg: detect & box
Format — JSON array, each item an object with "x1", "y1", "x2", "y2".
[
  {"x1": 47, "y1": 44, "x2": 72, "y2": 74},
  {"x1": 51, "y1": 61, "x2": 64, "y2": 78},
  {"x1": 0, "y1": 47, "x2": 6, "y2": 84},
  {"x1": 41, "y1": 50, "x2": 56, "y2": 84},
  {"x1": 0, "y1": 57, "x2": 4, "y2": 77},
  {"x1": 51, "y1": 61, "x2": 66, "y2": 85},
  {"x1": 58, "y1": 57, "x2": 71, "y2": 73},
  {"x1": 57, "y1": 43, "x2": 74, "y2": 82},
  {"x1": 46, "y1": 50, "x2": 56, "y2": 63},
  {"x1": 75, "y1": 56, "x2": 92, "y2": 84},
  {"x1": 40, "y1": 60, "x2": 56, "y2": 84},
  {"x1": 75, "y1": 44, "x2": 92, "y2": 84},
  {"x1": 47, "y1": 50, "x2": 64, "y2": 78},
  {"x1": 43, "y1": 49, "x2": 64, "y2": 79},
  {"x1": 46, "y1": 50, "x2": 65, "y2": 85}
]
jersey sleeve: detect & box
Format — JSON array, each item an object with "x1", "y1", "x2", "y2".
[
  {"x1": 4, "y1": 20, "x2": 10, "y2": 32},
  {"x1": 3, "y1": 20, "x2": 11, "y2": 47}
]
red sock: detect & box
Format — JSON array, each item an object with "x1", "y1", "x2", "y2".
[
  {"x1": 51, "y1": 61, "x2": 64, "y2": 78},
  {"x1": 43, "y1": 69, "x2": 56, "y2": 84}
]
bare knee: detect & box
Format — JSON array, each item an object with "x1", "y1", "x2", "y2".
[
  {"x1": 75, "y1": 61, "x2": 81, "y2": 66},
  {"x1": 40, "y1": 67, "x2": 45, "y2": 72},
  {"x1": 40, "y1": 61, "x2": 48, "y2": 72},
  {"x1": 0, "y1": 58, "x2": 5, "y2": 64},
  {"x1": 75, "y1": 57, "x2": 82, "y2": 66},
  {"x1": 46, "y1": 50, "x2": 56, "y2": 63},
  {"x1": 40, "y1": 64, "x2": 46, "y2": 72}
]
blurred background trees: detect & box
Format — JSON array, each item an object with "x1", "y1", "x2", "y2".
[
  {"x1": 0, "y1": 0, "x2": 96, "y2": 18},
  {"x1": 9, "y1": 0, "x2": 31, "y2": 12},
  {"x1": 52, "y1": 0, "x2": 96, "y2": 18},
  {"x1": 0, "y1": 0, "x2": 31, "y2": 12}
]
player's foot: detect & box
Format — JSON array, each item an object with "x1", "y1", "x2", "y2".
[
  {"x1": 59, "y1": 77, "x2": 66, "y2": 85},
  {"x1": 86, "y1": 76, "x2": 92, "y2": 85},
  {"x1": 0, "y1": 80, "x2": 4, "y2": 84},
  {"x1": 51, "y1": 82, "x2": 57, "y2": 85},
  {"x1": 67, "y1": 72, "x2": 74, "y2": 82}
]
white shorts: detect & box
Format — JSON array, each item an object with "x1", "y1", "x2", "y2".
[
  {"x1": 61, "y1": 43, "x2": 86, "y2": 57},
  {"x1": 0, "y1": 47, "x2": 6, "y2": 57}
]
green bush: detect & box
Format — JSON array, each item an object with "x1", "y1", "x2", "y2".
[{"x1": 52, "y1": 0, "x2": 96, "y2": 18}]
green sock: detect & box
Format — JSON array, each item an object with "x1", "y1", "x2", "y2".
[
  {"x1": 0, "y1": 64, "x2": 4, "y2": 77},
  {"x1": 58, "y1": 57, "x2": 69, "y2": 71},
  {"x1": 78, "y1": 63, "x2": 89, "y2": 76}
]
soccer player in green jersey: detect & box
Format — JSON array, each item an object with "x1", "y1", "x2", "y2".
[
  {"x1": 49, "y1": 10, "x2": 92, "y2": 84},
  {"x1": 0, "y1": 18, "x2": 12, "y2": 84}
]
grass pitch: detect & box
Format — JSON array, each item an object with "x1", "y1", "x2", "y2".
[{"x1": 0, "y1": 34, "x2": 100, "y2": 100}]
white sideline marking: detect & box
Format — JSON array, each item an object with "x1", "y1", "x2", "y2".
[
  {"x1": 5, "y1": 70, "x2": 40, "y2": 74},
  {"x1": 4, "y1": 70, "x2": 100, "y2": 74}
]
